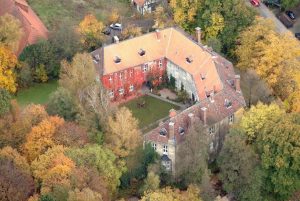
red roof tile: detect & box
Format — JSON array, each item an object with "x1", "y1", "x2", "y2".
[{"x1": 0, "y1": 0, "x2": 48, "y2": 55}]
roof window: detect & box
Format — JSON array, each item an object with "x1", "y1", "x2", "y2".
[
  {"x1": 138, "y1": 49, "x2": 146, "y2": 56},
  {"x1": 114, "y1": 56, "x2": 121, "y2": 63},
  {"x1": 159, "y1": 128, "x2": 168, "y2": 136},
  {"x1": 224, "y1": 99, "x2": 232, "y2": 108},
  {"x1": 186, "y1": 56, "x2": 193, "y2": 63}
]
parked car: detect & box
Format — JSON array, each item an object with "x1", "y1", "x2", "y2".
[
  {"x1": 295, "y1": 33, "x2": 300, "y2": 40},
  {"x1": 286, "y1": 10, "x2": 296, "y2": 20},
  {"x1": 110, "y1": 23, "x2": 122, "y2": 30},
  {"x1": 250, "y1": 0, "x2": 260, "y2": 7},
  {"x1": 263, "y1": 0, "x2": 280, "y2": 7}
]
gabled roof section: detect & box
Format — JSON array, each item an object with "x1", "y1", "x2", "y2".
[{"x1": 0, "y1": 0, "x2": 49, "y2": 55}]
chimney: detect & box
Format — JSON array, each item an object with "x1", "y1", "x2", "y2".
[
  {"x1": 169, "y1": 121, "x2": 175, "y2": 140},
  {"x1": 169, "y1": 109, "x2": 177, "y2": 118},
  {"x1": 235, "y1": 75, "x2": 241, "y2": 93},
  {"x1": 113, "y1": 36, "x2": 119, "y2": 43},
  {"x1": 201, "y1": 107, "x2": 207, "y2": 125},
  {"x1": 155, "y1": 29, "x2": 161, "y2": 40},
  {"x1": 195, "y1": 27, "x2": 201, "y2": 44},
  {"x1": 188, "y1": 113, "x2": 195, "y2": 126}
]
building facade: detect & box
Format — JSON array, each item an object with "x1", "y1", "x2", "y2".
[
  {"x1": 131, "y1": 0, "x2": 163, "y2": 15},
  {"x1": 92, "y1": 27, "x2": 246, "y2": 174}
]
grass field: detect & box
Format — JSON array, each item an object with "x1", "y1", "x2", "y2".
[
  {"x1": 28, "y1": 0, "x2": 133, "y2": 29},
  {"x1": 122, "y1": 95, "x2": 180, "y2": 129},
  {"x1": 16, "y1": 80, "x2": 58, "y2": 107}
]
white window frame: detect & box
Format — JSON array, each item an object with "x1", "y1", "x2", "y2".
[
  {"x1": 129, "y1": 84, "x2": 134, "y2": 92},
  {"x1": 119, "y1": 88, "x2": 124, "y2": 95},
  {"x1": 163, "y1": 145, "x2": 168, "y2": 154},
  {"x1": 109, "y1": 76, "x2": 112, "y2": 83},
  {"x1": 159, "y1": 59, "x2": 163, "y2": 68},
  {"x1": 119, "y1": 73, "x2": 123, "y2": 80},
  {"x1": 152, "y1": 142, "x2": 157, "y2": 150},
  {"x1": 130, "y1": 70, "x2": 133, "y2": 77},
  {"x1": 229, "y1": 114, "x2": 234, "y2": 124},
  {"x1": 209, "y1": 125, "x2": 215, "y2": 135},
  {"x1": 109, "y1": 90, "x2": 114, "y2": 98},
  {"x1": 143, "y1": 63, "x2": 148, "y2": 72}
]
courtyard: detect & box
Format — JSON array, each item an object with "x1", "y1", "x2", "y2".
[{"x1": 122, "y1": 95, "x2": 180, "y2": 130}]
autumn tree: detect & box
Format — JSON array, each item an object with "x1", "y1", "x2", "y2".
[
  {"x1": 108, "y1": 9, "x2": 120, "y2": 24},
  {"x1": 66, "y1": 144, "x2": 124, "y2": 196},
  {"x1": 0, "y1": 89, "x2": 11, "y2": 116},
  {"x1": 105, "y1": 107, "x2": 142, "y2": 158},
  {"x1": 0, "y1": 14, "x2": 23, "y2": 52},
  {"x1": 141, "y1": 185, "x2": 202, "y2": 201},
  {"x1": 153, "y1": 6, "x2": 172, "y2": 29},
  {"x1": 78, "y1": 15, "x2": 105, "y2": 50},
  {"x1": 0, "y1": 45, "x2": 18, "y2": 92},
  {"x1": 217, "y1": 129, "x2": 263, "y2": 201},
  {"x1": 24, "y1": 116, "x2": 64, "y2": 162},
  {"x1": 68, "y1": 188, "x2": 103, "y2": 201},
  {"x1": 140, "y1": 171, "x2": 160, "y2": 195},
  {"x1": 0, "y1": 147, "x2": 34, "y2": 201},
  {"x1": 236, "y1": 17, "x2": 300, "y2": 100},
  {"x1": 120, "y1": 25, "x2": 142, "y2": 40}
]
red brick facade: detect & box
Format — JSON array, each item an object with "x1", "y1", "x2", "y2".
[{"x1": 101, "y1": 58, "x2": 167, "y2": 101}]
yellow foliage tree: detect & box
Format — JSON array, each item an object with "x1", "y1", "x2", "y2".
[
  {"x1": 153, "y1": 6, "x2": 171, "y2": 29},
  {"x1": 78, "y1": 14, "x2": 105, "y2": 50},
  {"x1": 0, "y1": 45, "x2": 18, "y2": 93},
  {"x1": 108, "y1": 9, "x2": 120, "y2": 24},
  {"x1": 31, "y1": 145, "x2": 75, "y2": 194},
  {"x1": 236, "y1": 17, "x2": 300, "y2": 99},
  {"x1": 0, "y1": 13, "x2": 23, "y2": 52},
  {"x1": 68, "y1": 188, "x2": 103, "y2": 201},
  {"x1": 105, "y1": 107, "x2": 141, "y2": 158},
  {"x1": 120, "y1": 25, "x2": 142, "y2": 40},
  {"x1": 204, "y1": 13, "x2": 224, "y2": 40},
  {"x1": 24, "y1": 116, "x2": 64, "y2": 162},
  {"x1": 34, "y1": 64, "x2": 48, "y2": 83}
]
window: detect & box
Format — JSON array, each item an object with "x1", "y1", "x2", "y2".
[
  {"x1": 179, "y1": 127, "x2": 185, "y2": 135},
  {"x1": 152, "y1": 143, "x2": 157, "y2": 150},
  {"x1": 143, "y1": 64, "x2": 148, "y2": 72},
  {"x1": 159, "y1": 128, "x2": 167, "y2": 136},
  {"x1": 209, "y1": 125, "x2": 215, "y2": 135},
  {"x1": 163, "y1": 145, "x2": 168, "y2": 154},
  {"x1": 210, "y1": 142, "x2": 214, "y2": 151},
  {"x1": 119, "y1": 88, "x2": 124, "y2": 95},
  {"x1": 229, "y1": 114, "x2": 234, "y2": 124},
  {"x1": 224, "y1": 99, "x2": 232, "y2": 108},
  {"x1": 159, "y1": 59, "x2": 163, "y2": 68},
  {"x1": 109, "y1": 90, "x2": 114, "y2": 98},
  {"x1": 109, "y1": 76, "x2": 112, "y2": 83},
  {"x1": 129, "y1": 84, "x2": 134, "y2": 92},
  {"x1": 164, "y1": 161, "x2": 171, "y2": 170},
  {"x1": 130, "y1": 70, "x2": 133, "y2": 77},
  {"x1": 119, "y1": 73, "x2": 123, "y2": 80}
]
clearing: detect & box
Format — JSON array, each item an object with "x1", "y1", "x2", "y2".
[{"x1": 16, "y1": 80, "x2": 58, "y2": 107}]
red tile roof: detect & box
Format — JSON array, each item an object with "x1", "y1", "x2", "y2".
[
  {"x1": 133, "y1": 0, "x2": 146, "y2": 6},
  {"x1": 0, "y1": 0, "x2": 48, "y2": 55}
]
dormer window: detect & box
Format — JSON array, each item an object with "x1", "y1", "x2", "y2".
[
  {"x1": 114, "y1": 56, "x2": 121, "y2": 63},
  {"x1": 225, "y1": 99, "x2": 232, "y2": 108},
  {"x1": 201, "y1": 73, "x2": 206, "y2": 80},
  {"x1": 138, "y1": 49, "x2": 146, "y2": 56},
  {"x1": 179, "y1": 127, "x2": 185, "y2": 135},
  {"x1": 159, "y1": 128, "x2": 167, "y2": 136},
  {"x1": 186, "y1": 56, "x2": 193, "y2": 63}
]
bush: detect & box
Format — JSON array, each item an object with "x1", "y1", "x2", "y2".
[
  {"x1": 16, "y1": 62, "x2": 33, "y2": 88},
  {"x1": 0, "y1": 89, "x2": 11, "y2": 116}
]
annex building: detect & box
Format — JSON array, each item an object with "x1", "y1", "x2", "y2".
[{"x1": 92, "y1": 27, "x2": 246, "y2": 174}]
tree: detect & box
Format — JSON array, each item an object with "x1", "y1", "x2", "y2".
[
  {"x1": 24, "y1": 116, "x2": 64, "y2": 162},
  {"x1": 236, "y1": 18, "x2": 300, "y2": 99},
  {"x1": 0, "y1": 14, "x2": 23, "y2": 52},
  {"x1": 16, "y1": 62, "x2": 33, "y2": 88},
  {"x1": 31, "y1": 145, "x2": 75, "y2": 194},
  {"x1": 19, "y1": 40, "x2": 60, "y2": 79},
  {"x1": 68, "y1": 188, "x2": 103, "y2": 201},
  {"x1": 105, "y1": 107, "x2": 142, "y2": 158},
  {"x1": 281, "y1": 0, "x2": 300, "y2": 9},
  {"x1": 217, "y1": 129, "x2": 263, "y2": 201},
  {"x1": 153, "y1": 6, "x2": 172, "y2": 29},
  {"x1": 256, "y1": 114, "x2": 300, "y2": 200},
  {"x1": 140, "y1": 171, "x2": 160, "y2": 195},
  {"x1": 203, "y1": 12, "x2": 224, "y2": 40},
  {"x1": 0, "y1": 89, "x2": 11, "y2": 116},
  {"x1": 66, "y1": 144, "x2": 124, "y2": 195},
  {"x1": 141, "y1": 185, "x2": 202, "y2": 201},
  {"x1": 53, "y1": 122, "x2": 89, "y2": 147},
  {"x1": 108, "y1": 9, "x2": 120, "y2": 24},
  {"x1": 120, "y1": 25, "x2": 142, "y2": 40},
  {"x1": 240, "y1": 102, "x2": 284, "y2": 143},
  {"x1": 77, "y1": 15, "x2": 104, "y2": 50},
  {"x1": 0, "y1": 147, "x2": 34, "y2": 201},
  {"x1": 47, "y1": 87, "x2": 78, "y2": 120},
  {"x1": 0, "y1": 45, "x2": 18, "y2": 92}
]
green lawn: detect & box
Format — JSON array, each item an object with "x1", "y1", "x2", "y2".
[
  {"x1": 122, "y1": 95, "x2": 180, "y2": 129},
  {"x1": 16, "y1": 80, "x2": 58, "y2": 107}
]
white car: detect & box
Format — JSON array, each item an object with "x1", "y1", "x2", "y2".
[{"x1": 110, "y1": 23, "x2": 122, "y2": 30}]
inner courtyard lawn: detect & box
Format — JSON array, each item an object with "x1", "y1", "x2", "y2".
[
  {"x1": 122, "y1": 95, "x2": 180, "y2": 129},
  {"x1": 16, "y1": 80, "x2": 58, "y2": 107}
]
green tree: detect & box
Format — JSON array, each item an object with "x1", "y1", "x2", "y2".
[
  {"x1": 217, "y1": 129, "x2": 263, "y2": 201},
  {"x1": 140, "y1": 171, "x2": 160, "y2": 195},
  {"x1": 0, "y1": 89, "x2": 11, "y2": 116},
  {"x1": 47, "y1": 87, "x2": 78, "y2": 121},
  {"x1": 281, "y1": 0, "x2": 300, "y2": 9}
]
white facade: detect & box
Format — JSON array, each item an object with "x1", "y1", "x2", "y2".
[
  {"x1": 131, "y1": 0, "x2": 161, "y2": 15},
  {"x1": 167, "y1": 60, "x2": 199, "y2": 101}
]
